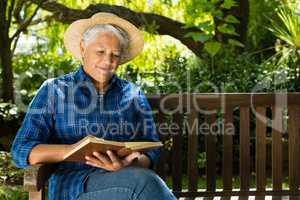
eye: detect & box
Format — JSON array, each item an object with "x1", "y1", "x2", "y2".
[
  {"x1": 96, "y1": 50, "x2": 104, "y2": 55},
  {"x1": 113, "y1": 54, "x2": 120, "y2": 58}
]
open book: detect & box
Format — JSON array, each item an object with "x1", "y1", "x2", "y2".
[{"x1": 63, "y1": 135, "x2": 163, "y2": 162}]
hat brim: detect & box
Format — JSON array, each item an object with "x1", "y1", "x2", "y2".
[{"x1": 63, "y1": 13, "x2": 144, "y2": 65}]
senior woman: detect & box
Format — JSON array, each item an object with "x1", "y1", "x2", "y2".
[{"x1": 11, "y1": 13, "x2": 176, "y2": 200}]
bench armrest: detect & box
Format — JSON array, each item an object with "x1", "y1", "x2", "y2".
[{"x1": 24, "y1": 164, "x2": 54, "y2": 192}]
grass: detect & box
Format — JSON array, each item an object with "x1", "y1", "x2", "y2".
[
  {"x1": 0, "y1": 185, "x2": 28, "y2": 200},
  {"x1": 165, "y1": 175, "x2": 290, "y2": 190}
]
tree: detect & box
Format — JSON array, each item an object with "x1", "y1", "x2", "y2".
[
  {"x1": 0, "y1": 0, "x2": 42, "y2": 103},
  {"x1": 0, "y1": 0, "x2": 249, "y2": 103}
]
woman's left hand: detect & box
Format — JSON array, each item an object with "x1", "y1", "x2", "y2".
[{"x1": 85, "y1": 150, "x2": 140, "y2": 171}]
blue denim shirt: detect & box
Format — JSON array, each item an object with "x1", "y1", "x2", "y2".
[{"x1": 11, "y1": 66, "x2": 161, "y2": 200}]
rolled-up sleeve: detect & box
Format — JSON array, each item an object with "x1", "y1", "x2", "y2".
[
  {"x1": 134, "y1": 89, "x2": 161, "y2": 167},
  {"x1": 11, "y1": 80, "x2": 55, "y2": 168}
]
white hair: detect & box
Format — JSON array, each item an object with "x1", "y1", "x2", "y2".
[{"x1": 82, "y1": 24, "x2": 129, "y2": 55}]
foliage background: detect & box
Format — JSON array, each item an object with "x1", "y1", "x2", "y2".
[{"x1": 0, "y1": 0, "x2": 300, "y2": 197}]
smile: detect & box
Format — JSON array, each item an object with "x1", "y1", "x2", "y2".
[{"x1": 96, "y1": 67, "x2": 111, "y2": 72}]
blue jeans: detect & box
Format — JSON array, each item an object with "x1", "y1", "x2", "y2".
[{"x1": 76, "y1": 167, "x2": 177, "y2": 200}]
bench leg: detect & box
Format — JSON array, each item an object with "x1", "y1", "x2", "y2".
[{"x1": 29, "y1": 189, "x2": 45, "y2": 200}]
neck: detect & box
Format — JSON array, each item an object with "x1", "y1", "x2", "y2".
[
  {"x1": 80, "y1": 66, "x2": 113, "y2": 93},
  {"x1": 93, "y1": 80, "x2": 109, "y2": 93}
]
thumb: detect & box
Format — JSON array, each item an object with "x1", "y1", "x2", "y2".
[{"x1": 124, "y1": 152, "x2": 141, "y2": 163}]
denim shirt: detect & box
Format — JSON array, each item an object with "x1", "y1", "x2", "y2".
[{"x1": 11, "y1": 65, "x2": 161, "y2": 200}]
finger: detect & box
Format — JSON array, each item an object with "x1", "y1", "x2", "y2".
[
  {"x1": 92, "y1": 152, "x2": 111, "y2": 165},
  {"x1": 86, "y1": 160, "x2": 101, "y2": 168},
  {"x1": 106, "y1": 150, "x2": 120, "y2": 162},
  {"x1": 85, "y1": 156, "x2": 103, "y2": 167},
  {"x1": 107, "y1": 150, "x2": 123, "y2": 168},
  {"x1": 125, "y1": 152, "x2": 140, "y2": 162},
  {"x1": 123, "y1": 152, "x2": 141, "y2": 165}
]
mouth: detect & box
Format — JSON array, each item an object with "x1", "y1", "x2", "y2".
[{"x1": 96, "y1": 66, "x2": 111, "y2": 73}]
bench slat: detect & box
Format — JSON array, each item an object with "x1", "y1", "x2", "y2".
[
  {"x1": 256, "y1": 107, "x2": 267, "y2": 191},
  {"x1": 156, "y1": 109, "x2": 168, "y2": 180},
  {"x1": 205, "y1": 113, "x2": 217, "y2": 191},
  {"x1": 240, "y1": 106, "x2": 250, "y2": 191},
  {"x1": 288, "y1": 105, "x2": 300, "y2": 191},
  {"x1": 171, "y1": 112, "x2": 183, "y2": 192},
  {"x1": 223, "y1": 107, "x2": 233, "y2": 191},
  {"x1": 187, "y1": 109, "x2": 199, "y2": 192},
  {"x1": 272, "y1": 106, "x2": 283, "y2": 191}
]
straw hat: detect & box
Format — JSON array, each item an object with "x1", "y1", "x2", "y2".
[{"x1": 64, "y1": 12, "x2": 144, "y2": 65}]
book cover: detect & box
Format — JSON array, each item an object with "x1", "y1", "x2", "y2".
[{"x1": 63, "y1": 135, "x2": 163, "y2": 162}]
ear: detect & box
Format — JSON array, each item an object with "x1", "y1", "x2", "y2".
[{"x1": 79, "y1": 40, "x2": 85, "y2": 58}]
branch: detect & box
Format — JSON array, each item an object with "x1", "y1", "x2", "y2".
[
  {"x1": 11, "y1": 34, "x2": 20, "y2": 56},
  {"x1": 29, "y1": 14, "x2": 53, "y2": 26},
  {"x1": 11, "y1": 0, "x2": 43, "y2": 41},
  {"x1": 13, "y1": 0, "x2": 28, "y2": 25},
  {"x1": 7, "y1": 0, "x2": 16, "y2": 27},
  {"x1": 29, "y1": 0, "x2": 204, "y2": 57}
]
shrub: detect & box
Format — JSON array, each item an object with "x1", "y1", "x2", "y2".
[
  {"x1": 0, "y1": 185, "x2": 27, "y2": 200},
  {"x1": 0, "y1": 151, "x2": 23, "y2": 186}
]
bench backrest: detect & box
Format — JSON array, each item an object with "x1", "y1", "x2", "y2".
[{"x1": 147, "y1": 93, "x2": 300, "y2": 197}]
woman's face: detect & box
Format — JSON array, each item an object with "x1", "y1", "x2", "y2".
[{"x1": 80, "y1": 32, "x2": 121, "y2": 84}]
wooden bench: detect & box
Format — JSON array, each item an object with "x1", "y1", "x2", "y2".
[{"x1": 24, "y1": 93, "x2": 300, "y2": 200}]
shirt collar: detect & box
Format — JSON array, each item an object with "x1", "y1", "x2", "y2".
[{"x1": 74, "y1": 65, "x2": 120, "y2": 90}]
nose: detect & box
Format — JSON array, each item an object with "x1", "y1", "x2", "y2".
[{"x1": 103, "y1": 54, "x2": 113, "y2": 65}]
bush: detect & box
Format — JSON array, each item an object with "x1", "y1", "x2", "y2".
[
  {"x1": 0, "y1": 102, "x2": 24, "y2": 151},
  {"x1": 0, "y1": 185, "x2": 27, "y2": 200},
  {"x1": 0, "y1": 151, "x2": 26, "y2": 199},
  {"x1": 0, "y1": 151, "x2": 23, "y2": 186}
]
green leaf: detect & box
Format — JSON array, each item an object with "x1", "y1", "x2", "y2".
[
  {"x1": 204, "y1": 41, "x2": 222, "y2": 57},
  {"x1": 25, "y1": 71, "x2": 33, "y2": 78},
  {"x1": 197, "y1": 21, "x2": 211, "y2": 30},
  {"x1": 267, "y1": 6, "x2": 300, "y2": 49},
  {"x1": 224, "y1": 15, "x2": 240, "y2": 24},
  {"x1": 218, "y1": 24, "x2": 239, "y2": 36},
  {"x1": 228, "y1": 39, "x2": 245, "y2": 48},
  {"x1": 184, "y1": 32, "x2": 212, "y2": 43},
  {"x1": 213, "y1": 10, "x2": 224, "y2": 19},
  {"x1": 221, "y1": 0, "x2": 237, "y2": 9}
]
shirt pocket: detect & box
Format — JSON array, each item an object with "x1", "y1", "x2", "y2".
[
  {"x1": 106, "y1": 107, "x2": 140, "y2": 141},
  {"x1": 53, "y1": 113, "x2": 83, "y2": 143}
]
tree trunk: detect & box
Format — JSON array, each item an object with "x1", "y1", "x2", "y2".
[
  {"x1": 0, "y1": 0, "x2": 15, "y2": 103},
  {"x1": 215, "y1": 0, "x2": 249, "y2": 49},
  {"x1": 233, "y1": 0, "x2": 249, "y2": 46},
  {"x1": 0, "y1": 26, "x2": 15, "y2": 103}
]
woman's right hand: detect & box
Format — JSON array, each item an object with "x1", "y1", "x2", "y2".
[{"x1": 85, "y1": 150, "x2": 140, "y2": 171}]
